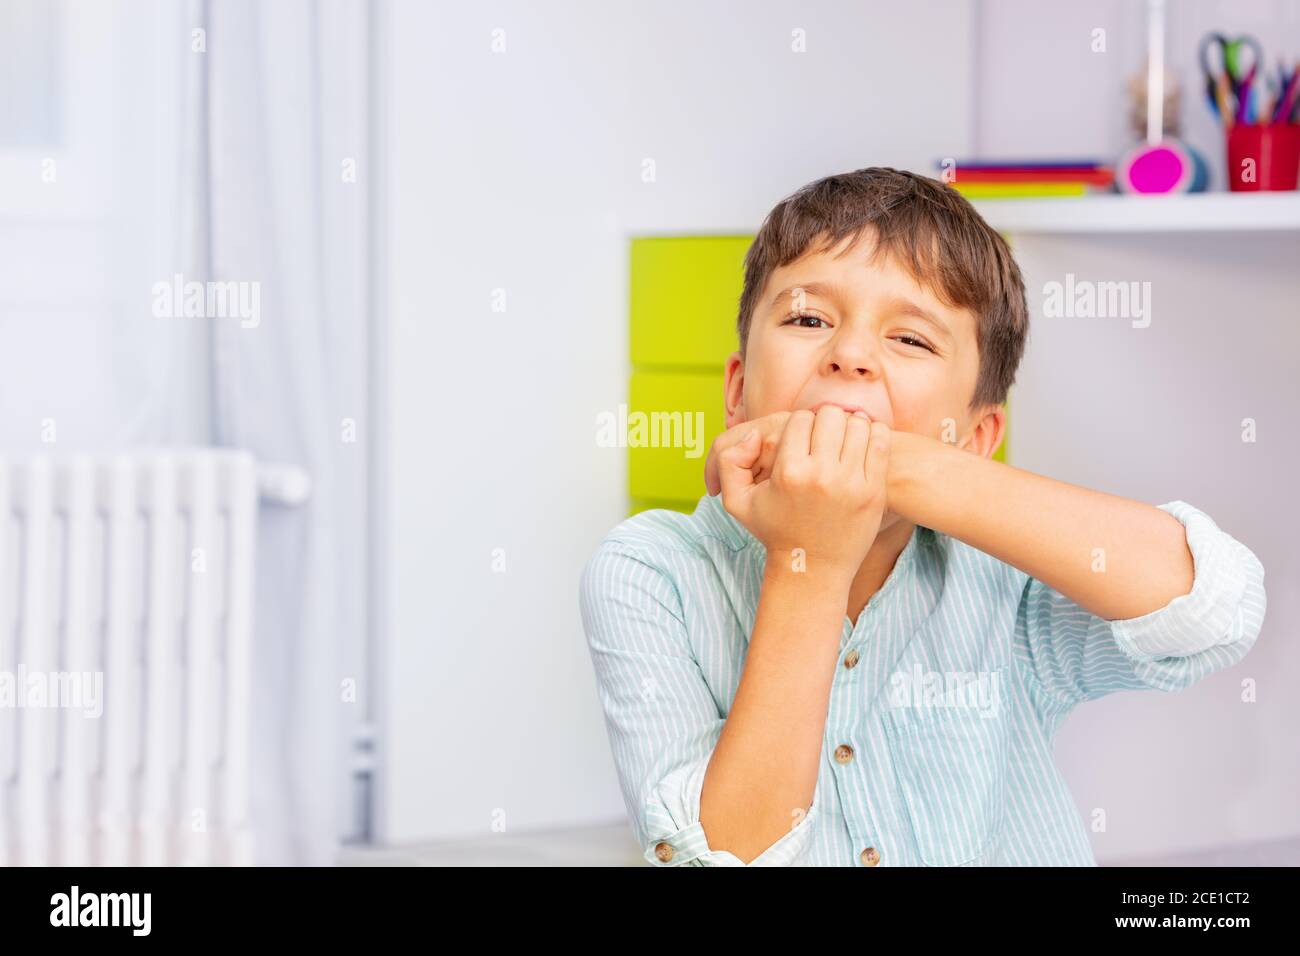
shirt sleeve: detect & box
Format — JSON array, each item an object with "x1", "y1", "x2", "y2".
[
  {"x1": 1013, "y1": 500, "x2": 1266, "y2": 714},
  {"x1": 579, "y1": 541, "x2": 820, "y2": 866}
]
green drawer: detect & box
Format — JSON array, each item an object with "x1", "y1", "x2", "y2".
[
  {"x1": 630, "y1": 236, "x2": 752, "y2": 368},
  {"x1": 627, "y1": 370, "x2": 727, "y2": 504}
]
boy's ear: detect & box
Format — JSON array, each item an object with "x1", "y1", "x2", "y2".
[
  {"x1": 723, "y1": 350, "x2": 746, "y2": 428},
  {"x1": 962, "y1": 403, "x2": 1007, "y2": 459}
]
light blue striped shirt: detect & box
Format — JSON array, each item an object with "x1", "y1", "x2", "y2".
[{"x1": 579, "y1": 493, "x2": 1266, "y2": 866}]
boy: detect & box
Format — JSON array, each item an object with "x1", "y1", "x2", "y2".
[{"x1": 578, "y1": 167, "x2": 1266, "y2": 866}]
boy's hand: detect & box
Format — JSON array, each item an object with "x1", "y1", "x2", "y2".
[
  {"x1": 716, "y1": 405, "x2": 891, "y2": 575},
  {"x1": 704, "y1": 411, "x2": 791, "y2": 496}
]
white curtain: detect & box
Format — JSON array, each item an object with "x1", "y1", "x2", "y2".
[{"x1": 185, "y1": 0, "x2": 371, "y2": 864}]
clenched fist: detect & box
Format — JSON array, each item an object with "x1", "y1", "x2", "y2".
[
  {"x1": 714, "y1": 405, "x2": 891, "y2": 575},
  {"x1": 704, "y1": 411, "x2": 791, "y2": 497}
]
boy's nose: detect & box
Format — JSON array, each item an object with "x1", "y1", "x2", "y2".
[
  {"x1": 828, "y1": 358, "x2": 880, "y2": 381},
  {"x1": 826, "y1": 333, "x2": 881, "y2": 378}
]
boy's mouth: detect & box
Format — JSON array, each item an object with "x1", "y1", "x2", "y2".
[{"x1": 806, "y1": 400, "x2": 873, "y2": 420}]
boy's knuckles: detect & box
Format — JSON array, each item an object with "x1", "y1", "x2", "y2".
[
  {"x1": 776, "y1": 457, "x2": 808, "y2": 478},
  {"x1": 783, "y1": 466, "x2": 834, "y2": 494},
  {"x1": 769, "y1": 468, "x2": 796, "y2": 491},
  {"x1": 789, "y1": 409, "x2": 815, "y2": 428},
  {"x1": 719, "y1": 443, "x2": 750, "y2": 464}
]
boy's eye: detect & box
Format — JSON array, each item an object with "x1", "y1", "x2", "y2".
[
  {"x1": 783, "y1": 312, "x2": 828, "y2": 329},
  {"x1": 896, "y1": 334, "x2": 935, "y2": 353},
  {"x1": 781, "y1": 313, "x2": 936, "y2": 353}
]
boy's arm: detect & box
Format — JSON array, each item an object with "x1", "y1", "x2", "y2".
[
  {"x1": 888, "y1": 432, "x2": 1266, "y2": 707},
  {"x1": 699, "y1": 551, "x2": 850, "y2": 864},
  {"x1": 887, "y1": 431, "x2": 1193, "y2": 623},
  {"x1": 579, "y1": 543, "x2": 824, "y2": 866},
  {"x1": 1010, "y1": 503, "x2": 1265, "y2": 710}
]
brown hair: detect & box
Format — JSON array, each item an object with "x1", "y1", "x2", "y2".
[{"x1": 736, "y1": 167, "x2": 1028, "y2": 411}]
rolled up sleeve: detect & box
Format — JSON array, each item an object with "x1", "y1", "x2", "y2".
[
  {"x1": 1014, "y1": 500, "x2": 1266, "y2": 711},
  {"x1": 1109, "y1": 501, "x2": 1266, "y2": 667},
  {"x1": 579, "y1": 542, "x2": 819, "y2": 866}
]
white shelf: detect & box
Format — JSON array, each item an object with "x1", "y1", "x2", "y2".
[
  {"x1": 971, "y1": 192, "x2": 1300, "y2": 234},
  {"x1": 621, "y1": 192, "x2": 1300, "y2": 239}
]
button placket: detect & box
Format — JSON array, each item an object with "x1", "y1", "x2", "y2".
[{"x1": 836, "y1": 590, "x2": 900, "y2": 869}]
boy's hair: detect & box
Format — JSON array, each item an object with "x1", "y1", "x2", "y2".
[{"x1": 736, "y1": 167, "x2": 1029, "y2": 411}]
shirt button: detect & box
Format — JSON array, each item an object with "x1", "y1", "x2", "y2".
[
  {"x1": 833, "y1": 744, "x2": 854, "y2": 764},
  {"x1": 654, "y1": 841, "x2": 675, "y2": 863},
  {"x1": 843, "y1": 649, "x2": 860, "y2": 669},
  {"x1": 860, "y1": 846, "x2": 881, "y2": 866}
]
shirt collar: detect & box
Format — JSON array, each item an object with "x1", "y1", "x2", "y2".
[{"x1": 693, "y1": 493, "x2": 755, "y2": 551}]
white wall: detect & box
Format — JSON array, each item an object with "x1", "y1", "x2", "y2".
[
  {"x1": 1007, "y1": 233, "x2": 1299, "y2": 862},
  {"x1": 975, "y1": 0, "x2": 1300, "y2": 862},
  {"x1": 377, "y1": 0, "x2": 977, "y2": 843}
]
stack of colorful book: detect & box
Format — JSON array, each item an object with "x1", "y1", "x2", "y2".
[{"x1": 938, "y1": 159, "x2": 1115, "y2": 199}]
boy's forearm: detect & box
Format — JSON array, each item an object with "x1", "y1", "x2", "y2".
[
  {"x1": 700, "y1": 555, "x2": 850, "y2": 863},
  {"x1": 887, "y1": 431, "x2": 1194, "y2": 622}
]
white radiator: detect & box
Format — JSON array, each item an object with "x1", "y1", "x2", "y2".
[{"x1": 0, "y1": 450, "x2": 306, "y2": 866}]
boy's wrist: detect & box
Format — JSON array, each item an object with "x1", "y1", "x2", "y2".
[
  {"x1": 763, "y1": 550, "x2": 857, "y2": 593},
  {"x1": 885, "y1": 429, "x2": 941, "y2": 523}
]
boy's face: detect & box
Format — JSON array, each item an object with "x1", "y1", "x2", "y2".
[{"x1": 724, "y1": 229, "x2": 1005, "y2": 463}]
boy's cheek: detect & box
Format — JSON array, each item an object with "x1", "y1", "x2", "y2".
[{"x1": 892, "y1": 415, "x2": 952, "y2": 445}]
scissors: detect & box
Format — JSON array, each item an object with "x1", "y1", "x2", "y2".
[{"x1": 1200, "y1": 32, "x2": 1264, "y2": 117}]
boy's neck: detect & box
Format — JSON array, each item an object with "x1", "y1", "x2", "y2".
[{"x1": 846, "y1": 515, "x2": 917, "y2": 624}]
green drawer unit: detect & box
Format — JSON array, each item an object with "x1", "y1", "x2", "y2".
[
  {"x1": 630, "y1": 236, "x2": 752, "y2": 369},
  {"x1": 627, "y1": 369, "x2": 726, "y2": 511},
  {"x1": 628, "y1": 236, "x2": 750, "y2": 516}
]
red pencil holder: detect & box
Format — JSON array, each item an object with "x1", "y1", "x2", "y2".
[{"x1": 1226, "y1": 123, "x2": 1300, "y2": 191}]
